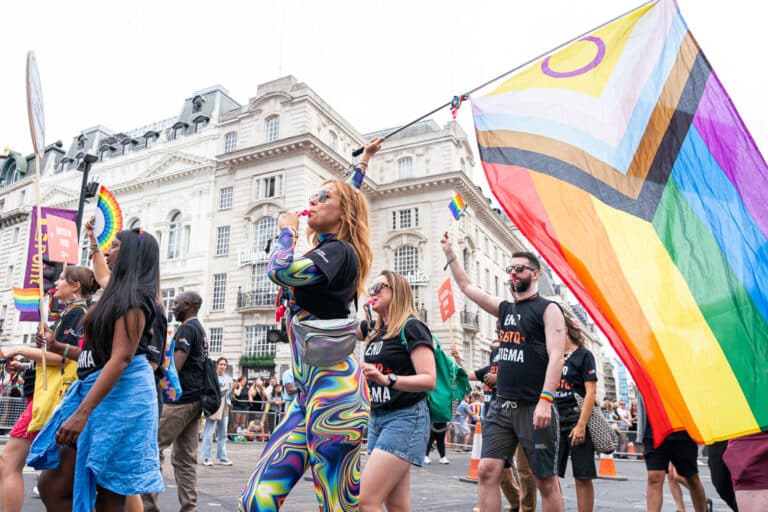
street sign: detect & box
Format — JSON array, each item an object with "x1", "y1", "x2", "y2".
[
  {"x1": 438, "y1": 278, "x2": 456, "y2": 322},
  {"x1": 26, "y1": 51, "x2": 45, "y2": 155}
]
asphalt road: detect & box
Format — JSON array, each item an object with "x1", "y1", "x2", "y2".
[{"x1": 20, "y1": 442, "x2": 733, "y2": 511}]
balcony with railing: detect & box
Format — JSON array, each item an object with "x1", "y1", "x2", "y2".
[
  {"x1": 238, "y1": 247, "x2": 271, "y2": 267},
  {"x1": 460, "y1": 310, "x2": 479, "y2": 330},
  {"x1": 237, "y1": 287, "x2": 276, "y2": 311}
]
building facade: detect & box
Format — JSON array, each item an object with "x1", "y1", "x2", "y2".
[{"x1": 1, "y1": 75, "x2": 609, "y2": 385}]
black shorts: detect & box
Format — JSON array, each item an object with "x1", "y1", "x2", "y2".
[
  {"x1": 557, "y1": 425, "x2": 596, "y2": 479},
  {"x1": 643, "y1": 438, "x2": 699, "y2": 478},
  {"x1": 482, "y1": 400, "x2": 559, "y2": 479}
]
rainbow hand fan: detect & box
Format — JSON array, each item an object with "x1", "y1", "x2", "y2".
[{"x1": 94, "y1": 185, "x2": 123, "y2": 252}]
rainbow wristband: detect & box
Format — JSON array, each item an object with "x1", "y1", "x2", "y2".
[{"x1": 539, "y1": 391, "x2": 554, "y2": 403}]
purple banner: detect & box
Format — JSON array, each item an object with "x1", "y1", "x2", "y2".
[{"x1": 20, "y1": 207, "x2": 78, "y2": 321}]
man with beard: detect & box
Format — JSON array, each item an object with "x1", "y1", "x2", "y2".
[{"x1": 441, "y1": 232, "x2": 566, "y2": 512}]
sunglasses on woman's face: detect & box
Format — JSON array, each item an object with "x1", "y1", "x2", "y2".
[
  {"x1": 367, "y1": 282, "x2": 391, "y2": 296},
  {"x1": 506, "y1": 264, "x2": 536, "y2": 274},
  {"x1": 308, "y1": 189, "x2": 331, "y2": 203}
]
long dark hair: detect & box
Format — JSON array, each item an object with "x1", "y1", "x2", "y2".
[{"x1": 83, "y1": 229, "x2": 160, "y2": 363}]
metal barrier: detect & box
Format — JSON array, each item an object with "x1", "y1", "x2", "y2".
[
  {"x1": 225, "y1": 405, "x2": 287, "y2": 443},
  {"x1": 0, "y1": 397, "x2": 26, "y2": 435}
]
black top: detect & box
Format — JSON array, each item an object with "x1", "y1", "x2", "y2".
[
  {"x1": 495, "y1": 296, "x2": 554, "y2": 403},
  {"x1": 77, "y1": 294, "x2": 156, "y2": 379},
  {"x1": 474, "y1": 345, "x2": 500, "y2": 418},
  {"x1": 555, "y1": 347, "x2": 598, "y2": 424},
  {"x1": 293, "y1": 235, "x2": 358, "y2": 319},
  {"x1": 24, "y1": 305, "x2": 87, "y2": 398},
  {"x1": 173, "y1": 317, "x2": 207, "y2": 404},
  {"x1": 363, "y1": 318, "x2": 434, "y2": 411},
  {"x1": 147, "y1": 302, "x2": 168, "y2": 371}
]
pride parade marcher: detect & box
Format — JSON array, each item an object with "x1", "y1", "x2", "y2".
[
  {"x1": 358, "y1": 270, "x2": 436, "y2": 511},
  {"x1": 441, "y1": 234, "x2": 566, "y2": 512},
  {"x1": 554, "y1": 314, "x2": 598, "y2": 512},
  {"x1": 0, "y1": 266, "x2": 97, "y2": 512},
  {"x1": 238, "y1": 137, "x2": 382, "y2": 512},
  {"x1": 27, "y1": 229, "x2": 164, "y2": 511}
]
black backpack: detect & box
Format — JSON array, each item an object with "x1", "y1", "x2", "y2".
[{"x1": 201, "y1": 357, "x2": 222, "y2": 417}]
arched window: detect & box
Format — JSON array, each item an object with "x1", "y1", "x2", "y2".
[
  {"x1": 254, "y1": 216, "x2": 277, "y2": 253},
  {"x1": 398, "y1": 157, "x2": 413, "y2": 179},
  {"x1": 167, "y1": 211, "x2": 182, "y2": 259},
  {"x1": 224, "y1": 131, "x2": 238, "y2": 154},
  {"x1": 328, "y1": 131, "x2": 338, "y2": 151},
  {"x1": 394, "y1": 245, "x2": 419, "y2": 276},
  {"x1": 264, "y1": 115, "x2": 280, "y2": 143}
]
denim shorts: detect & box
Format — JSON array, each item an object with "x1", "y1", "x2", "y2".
[{"x1": 367, "y1": 399, "x2": 430, "y2": 466}]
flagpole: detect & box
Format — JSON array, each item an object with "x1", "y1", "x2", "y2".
[
  {"x1": 33, "y1": 152, "x2": 47, "y2": 390},
  {"x1": 351, "y1": 0, "x2": 659, "y2": 157}
]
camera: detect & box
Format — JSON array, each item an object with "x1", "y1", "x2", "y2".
[{"x1": 267, "y1": 318, "x2": 288, "y2": 343}]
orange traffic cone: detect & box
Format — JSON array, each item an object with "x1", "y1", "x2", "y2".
[
  {"x1": 596, "y1": 452, "x2": 627, "y2": 480},
  {"x1": 459, "y1": 421, "x2": 482, "y2": 483}
]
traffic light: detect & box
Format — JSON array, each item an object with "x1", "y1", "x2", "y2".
[{"x1": 42, "y1": 258, "x2": 63, "y2": 294}]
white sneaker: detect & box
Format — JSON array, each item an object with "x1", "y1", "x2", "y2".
[
  {"x1": 218, "y1": 459, "x2": 233, "y2": 466},
  {"x1": 439, "y1": 457, "x2": 450, "y2": 464},
  {"x1": 423, "y1": 455, "x2": 431, "y2": 464},
  {"x1": 32, "y1": 485, "x2": 40, "y2": 498},
  {"x1": 203, "y1": 459, "x2": 213, "y2": 466}
]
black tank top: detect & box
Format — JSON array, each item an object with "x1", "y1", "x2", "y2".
[{"x1": 495, "y1": 296, "x2": 553, "y2": 403}]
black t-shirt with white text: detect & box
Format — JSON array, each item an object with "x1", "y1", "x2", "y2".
[
  {"x1": 495, "y1": 296, "x2": 554, "y2": 403},
  {"x1": 24, "y1": 305, "x2": 87, "y2": 397},
  {"x1": 173, "y1": 317, "x2": 206, "y2": 404},
  {"x1": 293, "y1": 235, "x2": 358, "y2": 319},
  {"x1": 364, "y1": 318, "x2": 434, "y2": 411},
  {"x1": 146, "y1": 302, "x2": 168, "y2": 370},
  {"x1": 555, "y1": 347, "x2": 597, "y2": 424},
  {"x1": 77, "y1": 294, "x2": 156, "y2": 379},
  {"x1": 474, "y1": 345, "x2": 500, "y2": 417}
]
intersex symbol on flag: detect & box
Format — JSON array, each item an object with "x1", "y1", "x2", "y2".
[{"x1": 438, "y1": 278, "x2": 456, "y2": 322}]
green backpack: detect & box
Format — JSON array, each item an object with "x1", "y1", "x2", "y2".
[{"x1": 400, "y1": 317, "x2": 471, "y2": 423}]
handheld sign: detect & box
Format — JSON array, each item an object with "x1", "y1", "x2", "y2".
[
  {"x1": 46, "y1": 214, "x2": 79, "y2": 264},
  {"x1": 26, "y1": 52, "x2": 45, "y2": 155},
  {"x1": 438, "y1": 278, "x2": 456, "y2": 322}
]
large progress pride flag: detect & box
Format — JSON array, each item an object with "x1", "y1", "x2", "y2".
[{"x1": 472, "y1": 0, "x2": 768, "y2": 444}]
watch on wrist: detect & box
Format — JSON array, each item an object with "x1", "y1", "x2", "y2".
[{"x1": 387, "y1": 373, "x2": 398, "y2": 388}]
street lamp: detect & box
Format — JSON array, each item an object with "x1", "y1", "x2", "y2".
[{"x1": 74, "y1": 149, "x2": 98, "y2": 238}]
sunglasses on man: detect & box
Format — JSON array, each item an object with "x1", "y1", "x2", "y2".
[
  {"x1": 367, "y1": 282, "x2": 391, "y2": 296},
  {"x1": 506, "y1": 264, "x2": 536, "y2": 274}
]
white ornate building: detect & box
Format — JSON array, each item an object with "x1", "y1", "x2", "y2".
[{"x1": 1, "y1": 76, "x2": 606, "y2": 384}]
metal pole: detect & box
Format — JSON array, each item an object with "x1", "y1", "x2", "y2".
[{"x1": 74, "y1": 153, "x2": 98, "y2": 239}]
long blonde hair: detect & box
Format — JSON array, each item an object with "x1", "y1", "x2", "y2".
[
  {"x1": 372, "y1": 270, "x2": 417, "y2": 340},
  {"x1": 308, "y1": 180, "x2": 372, "y2": 297}
]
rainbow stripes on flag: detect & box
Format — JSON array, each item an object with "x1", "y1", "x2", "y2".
[
  {"x1": 448, "y1": 193, "x2": 467, "y2": 220},
  {"x1": 13, "y1": 288, "x2": 40, "y2": 314},
  {"x1": 471, "y1": 0, "x2": 768, "y2": 444},
  {"x1": 95, "y1": 185, "x2": 123, "y2": 253}
]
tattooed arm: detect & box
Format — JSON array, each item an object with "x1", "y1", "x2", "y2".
[{"x1": 267, "y1": 227, "x2": 327, "y2": 287}]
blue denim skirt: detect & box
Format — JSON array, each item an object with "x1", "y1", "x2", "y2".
[{"x1": 367, "y1": 399, "x2": 430, "y2": 466}]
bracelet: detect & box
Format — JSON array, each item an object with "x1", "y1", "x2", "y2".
[
  {"x1": 90, "y1": 244, "x2": 99, "y2": 251},
  {"x1": 62, "y1": 344, "x2": 71, "y2": 360},
  {"x1": 355, "y1": 161, "x2": 369, "y2": 168},
  {"x1": 539, "y1": 390, "x2": 554, "y2": 403},
  {"x1": 443, "y1": 255, "x2": 457, "y2": 271}
]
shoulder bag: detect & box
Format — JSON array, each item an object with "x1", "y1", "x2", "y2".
[{"x1": 574, "y1": 392, "x2": 618, "y2": 454}]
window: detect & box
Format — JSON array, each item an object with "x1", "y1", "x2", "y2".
[
  {"x1": 123, "y1": 141, "x2": 134, "y2": 155},
  {"x1": 194, "y1": 118, "x2": 208, "y2": 133},
  {"x1": 264, "y1": 115, "x2": 280, "y2": 143},
  {"x1": 394, "y1": 246, "x2": 419, "y2": 276},
  {"x1": 463, "y1": 248, "x2": 471, "y2": 272},
  {"x1": 19, "y1": 191, "x2": 25, "y2": 206},
  {"x1": 58, "y1": 159, "x2": 74, "y2": 173},
  {"x1": 209, "y1": 328, "x2": 223, "y2": 354},
  {"x1": 244, "y1": 325, "x2": 276, "y2": 356},
  {"x1": 392, "y1": 208, "x2": 420, "y2": 230},
  {"x1": 167, "y1": 212, "x2": 182, "y2": 259},
  {"x1": 224, "y1": 132, "x2": 237, "y2": 154},
  {"x1": 162, "y1": 288, "x2": 176, "y2": 322},
  {"x1": 12, "y1": 227, "x2": 20, "y2": 244},
  {"x1": 256, "y1": 175, "x2": 283, "y2": 199},
  {"x1": 183, "y1": 226, "x2": 191, "y2": 255},
  {"x1": 216, "y1": 226, "x2": 231, "y2": 256},
  {"x1": 254, "y1": 217, "x2": 277, "y2": 253},
  {"x1": 212, "y1": 274, "x2": 227, "y2": 310},
  {"x1": 328, "y1": 131, "x2": 338, "y2": 151},
  {"x1": 6, "y1": 266, "x2": 13, "y2": 286},
  {"x1": 398, "y1": 157, "x2": 413, "y2": 179},
  {"x1": 399, "y1": 209, "x2": 412, "y2": 229},
  {"x1": 192, "y1": 95, "x2": 205, "y2": 113},
  {"x1": 476, "y1": 262, "x2": 481, "y2": 286},
  {"x1": 495, "y1": 276, "x2": 500, "y2": 296},
  {"x1": 100, "y1": 147, "x2": 111, "y2": 161},
  {"x1": 145, "y1": 133, "x2": 158, "y2": 149},
  {"x1": 485, "y1": 268, "x2": 491, "y2": 292},
  {"x1": 251, "y1": 262, "x2": 278, "y2": 305},
  {"x1": 0, "y1": 198, "x2": 4, "y2": 211},
  {"x1": 219, "y1": 187, "x2": 233, "y2": 209},
  {"x1": 173, "y1": 124, "x2": 186, "y2": 139},
  {"x1": 485, "y1": 237, "x2": 490, "y2": 254}
]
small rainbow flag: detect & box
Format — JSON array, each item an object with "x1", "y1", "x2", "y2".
[
  {"x1": 13, "y1": 288, "x2": 40, "y2": 314},
  {"x1": 448, "y1": 193, "x2": 466, "y2": 220},
  {"x1": 95, "y1": 185, "x2": 123, "y2": 253}
]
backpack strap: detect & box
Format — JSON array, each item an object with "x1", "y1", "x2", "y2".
[{"x1": 399, "y1": 316, "x2": 418, "y2": 350}]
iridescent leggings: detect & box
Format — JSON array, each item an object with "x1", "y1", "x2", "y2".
[{"x1": 239, "y1": 316, "x2": 370, "y2": 511}]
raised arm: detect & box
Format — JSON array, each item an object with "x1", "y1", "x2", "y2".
[
  {"x1": 267, "y1": 222, "x2": 326, "y2": 288},
  {"x1": 440, "y1": 232, "x2": 503, "y2": 316},
  {"x1": 85, "y1": 216, "x2": 111, "y2": 289}
]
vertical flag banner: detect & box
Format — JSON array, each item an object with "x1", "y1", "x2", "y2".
[
  {"x1": 21, "y1": 207, "x2": 78, "y2": 321},
  {"x1": 471, "y1": 0, "x2": 768, "y2": 444},
  {"x1": 94, "y1": 185, "x2": 123, "y2": 253}
]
